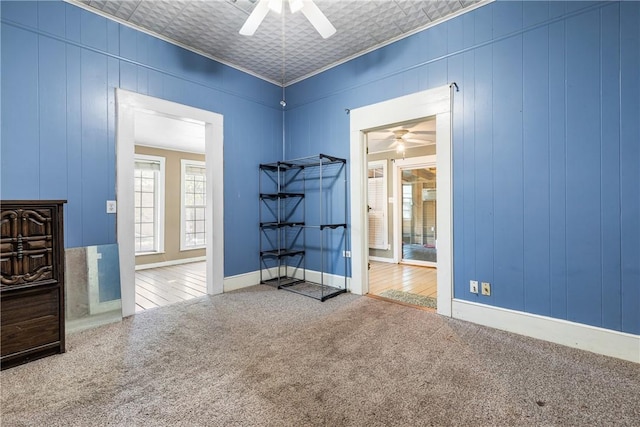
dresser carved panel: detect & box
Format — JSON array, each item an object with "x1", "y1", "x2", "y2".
[{"x1": 1, "y1": 200, "x2": 66, "y2": 369}]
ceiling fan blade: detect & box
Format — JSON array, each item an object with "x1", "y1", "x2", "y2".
[
  {"x1": 407, "y1": 130, "x2": 436, "y2": 136},
  {"x1": 367, "y1": 136, "x2": 394, "y2": 142},
  {"x1": 301, "y1": 0, "x2": 336, "y2": 39},
  {"x1": 405, "y1": 138, "x2": 434, "y2": 144},
  {"x1": 289, "y1": 0, "x2": 304, "y2": 13},
  {"x1": 369, "y1": 131, "x2": 394, "y2": 140},
  {"x1": 240, "y1": 0, "x2": 271, "y2": 36}
]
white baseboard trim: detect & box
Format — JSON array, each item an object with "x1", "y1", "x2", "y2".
[
  {"x1": 223, "y1": 270, "x2": 262, "y2": 292},
  {"x1": 222, "y1": 268, "x2": 351, "y2": 293},
  {"x1": 369, "y1": 256, "x2": 394, "y2": 263},
  {"x1": 135, "y1": 256, "x2": 207, "y2": 271},
  {"x1": 452, "y1": 299, "x2": 640, "y2": 363}
]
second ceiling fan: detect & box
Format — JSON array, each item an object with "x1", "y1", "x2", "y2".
[{"x1": 240, "y1": 0, "x2": 336, "y2": 39}]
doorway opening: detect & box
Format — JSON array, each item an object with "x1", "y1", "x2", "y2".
[
  {"x1": 349, "y1": 85, "x2": 453, "y2": 317},
  {"x1": 116, "y1": 90, "x2": 223, "y2": 317},
  {"x1": 132, "y1": 116, "x2": 208, "y2": 312},
  {"x1": 366, "y1": 118, "x2": 438, "y2": 309}
]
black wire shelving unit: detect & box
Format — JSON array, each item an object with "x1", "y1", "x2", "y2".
[{"x1": 259, "y1": 154, "x2": 348, "y2": 301}]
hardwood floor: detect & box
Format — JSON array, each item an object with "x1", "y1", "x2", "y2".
[
  {"x1": 368, "y1": 261, "x2": 437, "y2": 298},
  {"x1": 135, "y1": 261, "x2": 207, "y2": 312},
  {"x1": 134, "y1": 260, "x2": 430, "y2": 312}
]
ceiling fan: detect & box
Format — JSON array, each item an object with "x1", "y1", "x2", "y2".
[
  {"x1": 390, "y1": 130, "x2": 410, "y2": 153},
  {"x1": 369, "y1": 129, "x2": 435, "y2": 154},
  {"x1": 240, "y1": 0, "x2": 337, "y2": 39}
]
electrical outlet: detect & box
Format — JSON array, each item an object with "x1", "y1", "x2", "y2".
[
  {"x1": 342, "y1": 250, "x2": 351, "y2": 258},
  {"x1": 106, "y1": 200, "x2": 117, "y2": 214},
  {"x1": 481, "y1": 282, "x2": 491, "y2": 296},
  {"x1": 470, "y1": 280, "x2": 478, "y2": 294}
]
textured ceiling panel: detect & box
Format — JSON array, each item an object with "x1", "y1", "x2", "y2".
[
  {"x1": 76, "y1": 0, "x2": 485, "y2": 85},
  {"x1": 129, "y1": 1, "x2": 189, "y2": 32}
]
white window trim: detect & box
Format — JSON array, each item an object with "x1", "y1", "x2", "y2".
[
  {"x1": 180, "y1": 159, "x2": 207, "y2": 251},
  {"x1": 134, "y1": 153, "x2": 166, "y2": 255},
  {"x1": 367, "y1": 160, "x2": 388, "y2": 250}
]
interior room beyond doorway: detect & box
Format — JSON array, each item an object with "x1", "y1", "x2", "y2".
[
  {"x1": 368, "y1": 261, "x2": 437, "y2": 309},
  {"x1": 135, "y1": 261, "x2": 206, "y2": 312},
  {"x1": 366, "y1": 117, "x2": 437, "y2": 309},
  {"x1": 133, "y1": 112, "x2": 208, "y2": 312}
]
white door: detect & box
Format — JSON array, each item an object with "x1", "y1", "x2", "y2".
[{"x1": 394, "y1": 155, "x2": 437, "y2": 268}]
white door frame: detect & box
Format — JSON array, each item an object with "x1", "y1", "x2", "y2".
[
  {"x1": 116, "y1": 89, "x2": 224, "y2": 317},
  {"x1": 393, "y1": 155, "x2": 437, "y2": 267},
  {"x1": 349, "y1": 85, "x2": 453, "y2": 316}
]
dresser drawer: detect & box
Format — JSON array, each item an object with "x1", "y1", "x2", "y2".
[{"x1": 1, "y1": 287, "x2": 60, "y2": 357}]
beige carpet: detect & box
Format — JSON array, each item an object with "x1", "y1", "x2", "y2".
[{"x1": 1, "y1": 285, "x2": 638, "y2": 426}]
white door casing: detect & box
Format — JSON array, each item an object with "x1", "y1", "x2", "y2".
[
  {"x1": 349, "y1": 85, "x2": 453, "y2": 317},
  {"x1": 116, "y1": 89, "x2": 224, "y2": 317}
]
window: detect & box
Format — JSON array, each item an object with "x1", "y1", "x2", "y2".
[
  {"x1": 134, "y1": 155, "x2": 165, "y2": 254},
  {"x1": 367, "y1": 161, "x2": 387, "y2": 250},
  {"x1": 181, "y1": 160, "x2": 206, "y2": 250}
]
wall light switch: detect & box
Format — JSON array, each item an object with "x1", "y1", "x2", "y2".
[
  {"x1": 106, "y1": 200, "x2": 117, "y2": 214},
  {"x1": 470, "y1": 280, "x2": 478, "y2": 294}
]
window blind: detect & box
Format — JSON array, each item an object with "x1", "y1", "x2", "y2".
[
  {"x1": 368, "y1": 176, "x2": 387, "y2": 250},
  {"x1": 185, "y1": 165, "x2": 206, "y2": 176},
  {"x1": 134, "y1": 160, "x2": 161, "y2": 171}
]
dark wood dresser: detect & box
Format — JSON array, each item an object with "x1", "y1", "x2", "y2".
[{"x1": 1, "y1": 200, "x2": 66, "y2": 369}]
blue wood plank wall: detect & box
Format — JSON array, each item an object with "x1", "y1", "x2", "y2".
[
  {"x1": 1, "y1": 1, "x2": 638, "y2": 335},
  {"x1": 285, "y1": 1, "x2": 639, "y2": 335},
  {"x1": 0, "y1": 0, "x2": 283, "y2": 277}
]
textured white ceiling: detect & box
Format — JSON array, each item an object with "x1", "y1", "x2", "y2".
[
  {"x1": 71, "y1": 0, "x2": 485, "y2": 86},
  {"x1": 135, "y1": 110, "x2": 205, "y2": 154}
]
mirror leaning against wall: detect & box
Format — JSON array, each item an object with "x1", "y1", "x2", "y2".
[{"x1": 65, "y1": 244, "x2": 122, "y2": 333}]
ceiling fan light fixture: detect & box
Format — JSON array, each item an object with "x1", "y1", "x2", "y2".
[
  {"x1": 240, "y1": 0, "x2": 335, "y2": 39},
  {"x1": 289, "y1": 0, "x2": 304, "y2": 13},
  {"x1": 396, "y1": 141, "x2": 405, "y2": 153},
  {"x1": 269, "y1": 0, "x2": 283, "y2": 14}
]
